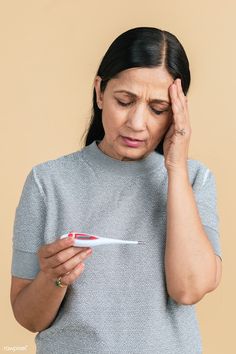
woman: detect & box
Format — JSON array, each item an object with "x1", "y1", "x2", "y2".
[{"x1": 10, "y1": 27, "x2": 222, "y2": 353}]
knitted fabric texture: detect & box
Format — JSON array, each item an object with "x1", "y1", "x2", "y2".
[{"x1": 11, "y1": 140, "x2": 222, "y2": 354}]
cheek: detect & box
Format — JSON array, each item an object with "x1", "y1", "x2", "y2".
[
  {"x1": 152, "y1": 114, "x2": 171, "y2": 129},
  {"x1": 101, "y1": 109, "x2": 124, "y2": 136},
  {"x1": 103, "y1": 104, "x2": 126, "y2": 128},
  {"x1": 160, "y1": 121, "x2": 172, "y2": 137},
  {"x1": 161, "y1": 113, "x2": 172, "y2": 130},
  {"x1": 149, "y1": 116, "x2": 171, "y2": 139}
]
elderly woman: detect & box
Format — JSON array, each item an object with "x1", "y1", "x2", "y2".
[{"x1": 10, "y1": 27, "x2": 222, "y2": 354}]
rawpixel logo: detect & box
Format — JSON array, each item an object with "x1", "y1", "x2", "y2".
[{"x1": 2, "y1": 345, "x2": 28, "y2": 352}]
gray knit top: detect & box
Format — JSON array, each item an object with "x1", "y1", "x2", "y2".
[{"x1": 11, "y1": 140, "x2": 222, "y2": 354}]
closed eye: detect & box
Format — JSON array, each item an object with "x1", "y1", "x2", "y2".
[{"x1": 115, "y1": 99, "x2": 168, "y2": 116}]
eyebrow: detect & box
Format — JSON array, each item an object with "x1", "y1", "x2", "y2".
[{"x1": 113, "y1": 89, "x2": 170, "y2": 105}]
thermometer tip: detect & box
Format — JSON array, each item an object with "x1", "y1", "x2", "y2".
[{"x1": 137, "y1": 240, "x2": 146, "y2": 244}]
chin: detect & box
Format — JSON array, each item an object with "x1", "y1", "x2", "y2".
[{"x1": 121, "y1": 148, "x2": 148, "y2": 161}]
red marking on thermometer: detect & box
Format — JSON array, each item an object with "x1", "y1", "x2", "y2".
[
  {"x1": 68, "y1": 232, "x2": 97, "y2": 240},
  {"x1": 60, "y1": 231, "x2": 146, "y2": 247}
]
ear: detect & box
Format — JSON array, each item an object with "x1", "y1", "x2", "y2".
[{"x1": 94, "y1": 76, "x2": 103, "y2": 109}]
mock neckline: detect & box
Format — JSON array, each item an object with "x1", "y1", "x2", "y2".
[{"x1": 80, "y1": 140, "x2": 163, "y2": 177}]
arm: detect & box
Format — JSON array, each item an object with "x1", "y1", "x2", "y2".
[
  {"x1": 10, "y1": 237, "x2": 92, "y2": 332},
  {"x1": 163, "y1": 79, "x2": 222, "y2": 305},
  {"x1": 165, "y1": 168, "x2": 222, "y2": 305},
  {"x1": 11, "y1": 169, "x2": 93, "y2": 332},
  {"x1": 11, "y1": 272, "x2": 68, "y2": 333}
]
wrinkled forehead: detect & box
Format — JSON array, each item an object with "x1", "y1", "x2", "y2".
[{"x1": 108, "y1": 67, "x2": 173, "y2": 102}]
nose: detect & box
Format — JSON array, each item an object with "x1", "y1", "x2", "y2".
[{"x1": 126, "y1": 104, "x2": 147, "y2": 131}]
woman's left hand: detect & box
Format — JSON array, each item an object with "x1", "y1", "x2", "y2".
[{"x1": 163, "y1": 78, "x2": 191, "y2": 173}]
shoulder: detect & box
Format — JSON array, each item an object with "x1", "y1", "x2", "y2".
[
  {"x1": 30, "y1": 148, "x2": 85, "y2": 177},
  {"x1": 17, "y1": 149, "x2": 85, "y2": 201},
  {"x1": 187, "y1": 155, "x2": 215, "y2": 177},
  {"x1": 187, "y1": 157, "x2": 217, "y2": 190},
  {"x1": 187, "y1": 156, "x2": 211, "y2": 174}
]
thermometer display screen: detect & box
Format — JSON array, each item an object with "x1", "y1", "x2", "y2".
[{"x1": 68, "y1": 232, "x2": 98, "y2": 240}]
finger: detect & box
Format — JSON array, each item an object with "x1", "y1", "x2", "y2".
[
  {"x1": 176, "y1": 82, "x2": 190, "y2": 127},
  {"x1": 47, "y1": 245, "x2": 91, "y2": 268},
  {"x1": 171, "y1": 79, "x2": 188, "y2": 113},
  {"x1": 169, "y1": 82, "x2": 183, "y2": 121},
  {"x1": 39, "y1": 237, "x2": 75, "y2": 258},
  {"x1": 175, "y1": 79, "x2": 188, "y2": 107},
  {"x1": 57, "y1": 262, "x2": 86, "y2": 286},
  {"x1": 52, "y1": 248, "x2": 92, "y2": 278},
  {"x1": 170, "y1": 81, "x2": 190, "y2": 129},
  {"x1": 175, "y1": 79, "x2": 190, "y2": 122}
]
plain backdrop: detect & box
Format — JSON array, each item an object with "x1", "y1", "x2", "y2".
[{"x1": 0, "y1": 0, "x2": 235, "y2": 353}]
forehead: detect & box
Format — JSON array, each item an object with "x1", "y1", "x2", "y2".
[
  {"x1": 110, "y1": 67, "x2": 174, "y2": 91},
  {"x1": 107, "y1": 67, "x2": 174, "y2": 103}
]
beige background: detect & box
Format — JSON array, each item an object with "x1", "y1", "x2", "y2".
[{"x1": 0, "y1": 0, "x2": 235, "y2": 353}]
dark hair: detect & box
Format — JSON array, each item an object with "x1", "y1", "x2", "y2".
[{"x1": 81, "y1": 26, "x2": 191, "y2": 155}]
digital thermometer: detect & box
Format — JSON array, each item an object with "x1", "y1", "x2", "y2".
[{"x1": 60, "y1": 232, "x2": 146, "y2": 247}]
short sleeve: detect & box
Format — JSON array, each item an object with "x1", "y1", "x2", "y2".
[
  {"x1": 11, "y1": 167, "x2": 46, "y2": 279},
  {"x1": 192, "y1": 166, "x2": 222, "y2": 261}
]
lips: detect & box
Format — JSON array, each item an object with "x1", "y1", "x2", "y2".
[
  {"x1": 122, "y1": 136, "x2": 144, "y2": 142},
  {"x1": 121, "y1": 136, "x2": 144, "y2": 148}
]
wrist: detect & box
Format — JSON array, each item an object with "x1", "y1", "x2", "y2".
[
  {"x1": 167, "y1": 165, "x2": 188, "y2": 175},
  {"x1": 167, "y1": 166, "x2": 190, "y2": 183}
]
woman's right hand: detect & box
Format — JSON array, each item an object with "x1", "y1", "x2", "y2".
[
  {"x1": 11, "y1": 237, "x2": 93, "y2": 332},
  {"x1": 37, "y1": 237, "x2": 93, "y2": 287}
]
